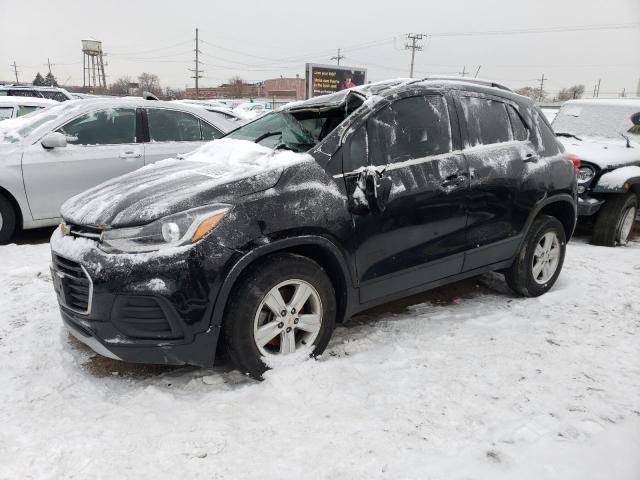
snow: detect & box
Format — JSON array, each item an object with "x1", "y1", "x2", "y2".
[
  {"x1": 596, "y1": 165, "x2": 640, "y2": 189},
  {"x1": 1, "y1": 234, "x2": 639, "y2": 479}
]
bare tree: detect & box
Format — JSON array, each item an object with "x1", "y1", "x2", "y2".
[
  {"x1": 228, "y1": 76, "x2": 247, "y2": 98},
  {"x1": 515, "y1": 86, "x2": 543, "y2": 100},
  {"x1": 137, "y1": 72, "x2": 162, "y2": 97},
  {"x1": 557, "y1": 85, "x2": 585, "y2": 101},
  {"x1": 109, "y1": 76, "x2": 133, "y2": 96}
]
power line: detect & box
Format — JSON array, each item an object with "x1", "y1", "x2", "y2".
[{"x1": 430, "y1": 22, "x2": 639, "y2": 37}]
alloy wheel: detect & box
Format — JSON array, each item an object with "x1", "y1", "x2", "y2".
[
  {"x1": 532, "y1": 231, "x2": 561, "y2": 284},
  {"x1": 617, "y1": 206, "x2": 636, "y2": 245},
  {"x1": 253, "y1": 279, "x2": 323, "y2": 357}
]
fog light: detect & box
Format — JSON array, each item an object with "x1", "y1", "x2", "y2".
[
  {"x1": 577, "y1": 185, "x2": 586, "y2": 194},
  {"x1": 162, "y1": 222, "x2": 180, "y2": 243}
]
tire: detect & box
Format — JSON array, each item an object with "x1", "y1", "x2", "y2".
[
  {"x1": 505, "y1": 215, "x2": 566, "y2": 297},
  {"x1": 591, "y1": 193, "x2": 638, "y2": 247},
  {"x1": 0, "y1": 194, "x2": 18, "y2": 245},
  {"x1": 222, "y1": 253, "x2": 336, "y2": 379}
]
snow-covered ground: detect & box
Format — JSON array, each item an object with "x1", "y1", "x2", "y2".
[{"x1": 0, "y1": 233, "x2": 638, "y2": 479}]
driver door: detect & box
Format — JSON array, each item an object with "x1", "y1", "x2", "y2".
[
  {"x1": 344, "y1": 94, "x2": 469, "y2": 304},
  {"x1": 21, "y1": 108, "x2": 144, "y2": 220}
]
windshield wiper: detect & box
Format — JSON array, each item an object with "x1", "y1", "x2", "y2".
[
  {"x1": 254, "y1": 131, "x2": 282, "y2": 144},
  {"x1": 555, "y1": 132, "x2": 582, "y2": 141}
]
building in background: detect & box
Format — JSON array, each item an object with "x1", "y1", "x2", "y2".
[{"x1": 184, "y1": 76, "x2": 305, "y2": 101}]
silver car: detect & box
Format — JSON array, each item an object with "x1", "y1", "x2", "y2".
[
  {"x1": 0, "y1": 96, "x2": 57, "y2": 120},
  {"x1": 0, "y1": 98, "x2": 236, "y2": 242}
]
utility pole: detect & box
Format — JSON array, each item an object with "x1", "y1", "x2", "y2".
[
  {"x1": 537, "y1": 73, "x2": 546, "y2": 102},
  {"x1": 189, "y1": 27, "x2": 203, "y2": 99},
  {"x1": 11, "y1": 61, "x2": 19, "y2": 84},
  {"x1": 47, "y1": 58, "x2": 52, "y2": 74},
  {"x1": 405, "y1": 33, "x2": 425, "y2": 78},
  {"x1": 595, "y1": 78, "x2": 601, "y2": 98},
  {"x1": 459, "y1": 66, "x2": 466, "y2": 77},
  {"x1": 331, "y1": 48, "x2": 344, "y2": 66}
]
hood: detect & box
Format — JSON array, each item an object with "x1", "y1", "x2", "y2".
[
  {"x1": 557, "y1": 136, "x2": 640, "y2": 169},
  {"x1": 61, "y1": 139, "x2": 312, "y2": 228}
]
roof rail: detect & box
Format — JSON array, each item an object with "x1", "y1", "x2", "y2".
[{"x1": 421, "y1": 76, "x2": 513, "y2": 92}]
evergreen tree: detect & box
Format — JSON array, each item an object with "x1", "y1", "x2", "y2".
[
  {"x1": 44, "y1": 72, "x2": 58, "y2": 87},
  {"x1": 32, "y1": 72, "x2": 45, "y2": 86}
]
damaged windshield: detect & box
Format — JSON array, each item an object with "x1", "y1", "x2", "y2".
[{"x1": 225, "y1": 96, "x2": 360, "y2": 152}]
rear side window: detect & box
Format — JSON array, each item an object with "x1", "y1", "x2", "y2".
[
  {"x1": 460, "y1": 96, "x2": 513, "y2": 146},
  {"x1": 17, "y1": 105, "x2": 43, "y2": 117},
  {"x1": 148, "y1": 109, "x2": 202, "y2": 142},
  {"x1": 57, "y1": 108, "x2": 136, "y2": 145},
  {"x1": 9, "y1": 89, "x2": 41, "y2": 98},
  {"x1": 507, "y1": 105, "x2": 529, "y2": 141},
  {"x1": 369, "y1": 95, "x2": 452, "y2": 166}
]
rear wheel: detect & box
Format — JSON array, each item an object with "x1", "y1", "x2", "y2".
[
  {"x1": 505, "y1": 215, "x2": 566, "y2": 297},
  {"x1": 592, "y1": 193, "x2": 638, "y2": 247},
  {"x1": 222, "y1": 253, "x2": 336, "y2": 378},
  {"x1": 0, "y1": 194, "x2": 17, "y2": 245}
]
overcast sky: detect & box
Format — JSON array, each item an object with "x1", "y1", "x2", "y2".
[{"x1": 2, "y1": 0, "x2": 639, "y2": 97}]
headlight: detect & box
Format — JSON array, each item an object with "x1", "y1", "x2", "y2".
[
  {"x1": 577, "y1": 166, "x2": 595, "y2": 183},
  {"x1": 99, "y1": 204, "x2": 231, "y2": 253}
]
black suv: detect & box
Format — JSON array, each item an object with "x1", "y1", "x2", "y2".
[{"x1": 51, "y1": 78, "x2": 577, "y2": 377}]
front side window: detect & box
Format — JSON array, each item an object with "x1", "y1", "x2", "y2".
[
  {"x1": 0, "y1": 107, "x2": 13, "y2": 120},
  {"x1": 200, "y1": 120, "x2": 222, "y2": 141},
  {"x1": 147, "y1": 109, "x2": 202, "y2": 142},
  {"x1": 460, "y1": 96, "x2": 513, "y2": 146},
  {"x1": 57, "y1": 108, "x2": 136, "y2": 145},
  {"x1": 369, "y1": 95, "x2": 452, "y2": 166}
]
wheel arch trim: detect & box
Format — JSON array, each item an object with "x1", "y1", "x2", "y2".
[
  {"x1": 210, "y1": 235, "x2": 355, "y2": 331},
  {"x1": 520, "y1": 193, "x2": 577, "y2": 246}
]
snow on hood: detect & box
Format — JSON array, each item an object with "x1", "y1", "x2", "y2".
[
  {"x1": 61, "y1": 138, "x2": 313, "y2": 228},
  {"x1": 556, "y1": 136, "x2": 640, "y2": 169}
]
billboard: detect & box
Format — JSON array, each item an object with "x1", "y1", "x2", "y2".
[{"x1": 305, "y1": 63, "x2": 367, "y2": 98}]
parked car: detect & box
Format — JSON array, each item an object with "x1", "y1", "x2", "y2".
[
  {"x1": 50, "y1": 78, "x2": 577, "y2": 377},
  {"x1": 553, "y1": 99, "x2": 640, "y2": 246},
  {"x1": 0, "y1": 96, "x2": 57, "y2": 120},
  {"x1": 0, "y1": 85, "x2": 75, "y2": 102},
  {"x1": 233, "y1": 101, "x2": 272, "y2": 120},
  {"x1": 0, "y1": 98, "x2": 236, "y2": 242}
]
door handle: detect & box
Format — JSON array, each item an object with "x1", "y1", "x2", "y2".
[
  {"x1": 119, "y1": 151, "x2": 142, "y2": 159},
  {"x1": 440, "y1": 174, "x2": 467, "y2": 188}
]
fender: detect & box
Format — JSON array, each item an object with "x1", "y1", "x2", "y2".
[
  {"x1": 518, "y1": 193, "x2": 577, "y2": 249},
  {"x1": 592, "y1": 166, "x2": 640, "y2": 193},
  {"x1": 209, "y1": 234, "x2": 355, "y2": 331}
]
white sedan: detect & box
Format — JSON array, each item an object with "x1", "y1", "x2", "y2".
[{"x1": 0, "y1": 98, "x2": 236, "y2": 242}]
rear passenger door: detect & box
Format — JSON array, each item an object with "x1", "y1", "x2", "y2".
[
  {"x1": 143, "y1": 108, "x2": 223, "y2": 164},
  {"x1": 345, "y1": 93, "x2": 470, "y2": 303},
  {"x1": 455, "y1": 92, "x2": 538, "y2": 270}
]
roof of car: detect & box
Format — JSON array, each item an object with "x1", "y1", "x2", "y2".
[
  {"x1": 561, "y1": 98, "x2": 640, "y2": 108},
  {"x1": 287, "y1": 77, "x2": 521, "y2": 112},
  {"x1": 0, "y1": 96, "x2": 57, "y2": 107}
]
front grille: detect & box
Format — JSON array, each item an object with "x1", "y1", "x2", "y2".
[
  {"x1": 112, "y1": 296, "x2": 182, "y2": 340},
  {"x1": 52, "y1": 254, "x2": 93, "y2": 314},
  {"x1": 67, "y1": 223, "x2": 102, "y2": 240}
]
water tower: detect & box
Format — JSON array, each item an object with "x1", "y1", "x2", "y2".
[{"x1": 82, "y1": 38, "x2": 107, "y2": 90}]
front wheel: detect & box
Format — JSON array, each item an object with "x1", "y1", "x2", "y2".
[
  {"x1": 592, "y1": 193, "x2": 638, "y2": 247},
  {"x1": 0, "y1": 194, "x2": 18, "y2": 245},
  {"x1": 222, "y1": 253, "x2": 336, "y2": 378},
  {"x1": 505, "y1": 215, "x2": 567, "y2": 297}
]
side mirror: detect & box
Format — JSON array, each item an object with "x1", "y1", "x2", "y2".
[
  {"x1": 359, "y1": 168, "x2": 392, "y2": 215},
  {"x1": 41, "y1": 132, "x2": 67, "y2": 149},
  {"x1": 631, "y1": 112, "x2": 640, "y2": 126}
]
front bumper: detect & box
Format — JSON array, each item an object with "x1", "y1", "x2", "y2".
[
  {"x1": 50, "y1": 228, "x2": 235, "y2": 367},
  {"x1": 577, "y1": 196, "x2": 605, "y2": 217}
]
